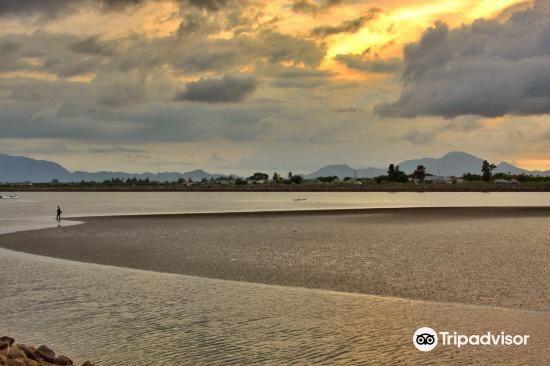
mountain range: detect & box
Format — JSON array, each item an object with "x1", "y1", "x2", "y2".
[
  {"x1": 0, "y1": 153, "x2": 226, "y2": 183},
  {"x1": 1, "y1": 151, "x2": 548, "y2": 183},
  {"x1": 304, "y1": 152, "x2": 550, "y2": 179}
]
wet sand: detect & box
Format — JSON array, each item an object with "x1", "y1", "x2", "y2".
[
  {"x1": 2, "y1": 247, "x2": 550, "y2": 365},
  {"x1": 1, "y1": 207, "x2": 549, "y2": 311}
]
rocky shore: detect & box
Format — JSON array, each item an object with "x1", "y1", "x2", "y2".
[{"x1": 0, "y1": 337, "x2": 93, "y2": 366}]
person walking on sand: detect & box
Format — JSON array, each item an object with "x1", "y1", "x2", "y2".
[{"x1": 56, "y1": 206, "x2": 62, "y2": 222}]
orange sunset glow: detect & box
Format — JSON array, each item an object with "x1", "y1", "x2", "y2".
[{"x1": 0, "y1": 0, "x2": 548, "y2": 174}]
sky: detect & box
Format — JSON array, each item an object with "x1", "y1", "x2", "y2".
[{"x1": 0, "y1": 0, "x2": 549, "y2": 174}]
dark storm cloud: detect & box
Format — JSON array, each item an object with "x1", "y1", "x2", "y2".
[
  {"x1": 334, "y1": 53, "x2": 401, "y2": 73},
  {"x1": 376, "y1": 0, "x2": 550, "y2": 118},
  {"x1": 175, "y1": 75, "x2": 258, "y2": 103},
  {"x1": 311, "y1": 8, "x2": 381, "y2": 38}
]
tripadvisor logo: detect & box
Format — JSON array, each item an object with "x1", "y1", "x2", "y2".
[
  {"x1": 413, "y1": 327, "x2": 530, "y2": 351},
  {"x1": 413, "y1": 327, "x2": 438, "y2": 352}
]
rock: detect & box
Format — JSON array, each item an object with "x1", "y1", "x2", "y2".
[
  {"x1": 0, "y1": 338, "x2": 88, "y2": 366},
  {"x1": 7, "y1": 346, "x2": 26, "y2": 360},
  {"x1": 35, "y1": 346, "x2": 55, "y2": 363},
  {"x1": 7, "y1": 359, "x2": 41, "y2": 366},
  {"x1": 15, "y1": 346, "x2": 36, "y2": 361},
  {"x1": 0, "y1": 338, "x2": 14, "y2": 347},
  {"x1": 53, "y1": 355, "x2": 73, "y2": 365}
]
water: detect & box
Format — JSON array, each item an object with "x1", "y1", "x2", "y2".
[
  {"x1": 2, "y1": 248, "x2": 549, "y2": 365},
  {"x1": 1, "y1": 192, "x2": 549, "y2": 364},
  {"x1": 1, "y1": 191, "x2": 549, "y2": 225}
]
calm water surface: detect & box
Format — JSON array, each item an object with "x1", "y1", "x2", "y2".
[{"x1": 1, "y1": 191, "x2": 549, "y2": 231}]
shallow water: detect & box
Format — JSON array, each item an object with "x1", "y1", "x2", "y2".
[
  {"x1": 2, "y1": 248, "x2": 549, "y2": 365},
  {"x1": 1, "y1": 192, "x2": 550, "y2": 364},
  {"x1": 2, "y1": 191, "x2": 550, "y2": 217},
  {"x1": 1, "y1": 191, "x2": 549, "y2": 235}
]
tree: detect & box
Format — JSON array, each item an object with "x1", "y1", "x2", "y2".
[
  {"x1": 481, "y1": 160, "x2": 497, "y2": 181},
  {"x1": 412, "y1": 165, "x2": 426, "y2": 181},
  {"x1": 386, "y1": 164, "x2": 408, "y2": 183},
  {"x1": 289, "y1": 175, "x2": 303, "y2": 184},
  {"x1": 272, "y1": 172, "x2": 283, "y2": 183},
  {"x1": 249, "y1": 172, "x2": 269, "y2": 181},
  {"x1": 318, "y1": 176, "x2": 339, "y2": 183},
  {"x1": 387, "y1": 164, "x2": 396, "y2": 176}
]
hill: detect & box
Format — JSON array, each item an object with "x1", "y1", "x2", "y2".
[
  {"x1": 0, "y1": 153, "x2": 226, "y2": 183},
  {"x1": 305, "y1": 152, "x2": 550, "y2": 179}
]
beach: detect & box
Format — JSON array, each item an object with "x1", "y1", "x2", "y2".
[
  {"x1": 1, "y1": 205, "x2": 550, "y2": 364},
  {"x1": 2, "y1": 247, "x2": 550, "y2": 365},
  {"x1": 2, "y1": 207, "x2": 549, "y2": 310}
]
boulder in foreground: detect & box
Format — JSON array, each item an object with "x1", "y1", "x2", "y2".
[{"x1": 0, "y1": 337, "x2": 95, "y2": 366}]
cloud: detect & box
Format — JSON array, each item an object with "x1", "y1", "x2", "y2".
[
  {"x1": 0, "y1": 0, "x2": 235, "y2": 21},
  {"x1": 88, "y1": 146, "x2": 147, "y2": 154},
  {"x1": 176, "y1": 0, "x2": 254, "y2": 36},
  {"x1": 210, "y1": 152, "x2": 226, "y2": 162},
  {"x1": 114, "y1": 30, "x2": 324, "y2": 75},
  {"x1": 175, "y1": 75, "x2": 258, "y2": 103},
  {"x1": 401, "y1": 129, "x2": 438, "y2": 144},
  {"x1": 0, "y1": 0, "x2": 147, "y2": 20},
  {"x1": 0, "y1": 31, "x2": 114, "y2": 78},
  {"x1": 270, "y1": 68, "x2": 333, "y2": 89},
  {"x1": 291, "y1": 0, "x2": 343, "y2": 14},
  {"x1": 334, "y1": 53, "x2": 401, "y2": 73},
  {"x1": 377, "y1": 0, "x2": 550, "y2": 118},
  {"x1": 311, "y1": 8, "x2": 381, "y2": 38},
  {"x1": 69, "y1": 35, "x2": 116, "y2": 56},
  {"x1": 187, "y1": 0, "x2": 232, "y2": 12}
]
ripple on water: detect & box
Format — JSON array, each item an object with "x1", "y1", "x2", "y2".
[{"x1": 1, "y1": 248, "x2": 549, "y2": 365}]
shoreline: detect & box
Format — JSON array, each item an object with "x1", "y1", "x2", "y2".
[
  {"x1": 2, "y1": 206, "x2": 549, "y2": 311},
  {"x1": 65, "y1": 205, "x2": 550, "y2": 219},
  {"x1": 2, "y1": 184, "x2": 550, "y2": 192}
]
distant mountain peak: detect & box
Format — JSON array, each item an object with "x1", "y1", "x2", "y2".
[
  {"x1": 441, "y1": 151, "x2": 480, "y2": 159},
  {"x1": 0, "y1": 153, "x2": 226, "y2": 183},
  {"x1": 2, "y1": 151, "x2": 549, "y2": 183}
]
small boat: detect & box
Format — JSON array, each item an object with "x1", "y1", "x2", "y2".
[
  {"x1": 0, "y1": 194, "x2": 19, "y2": 199},
  {"x1": 292, "y1": 198, "x2": 307, "y2": 201}
]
